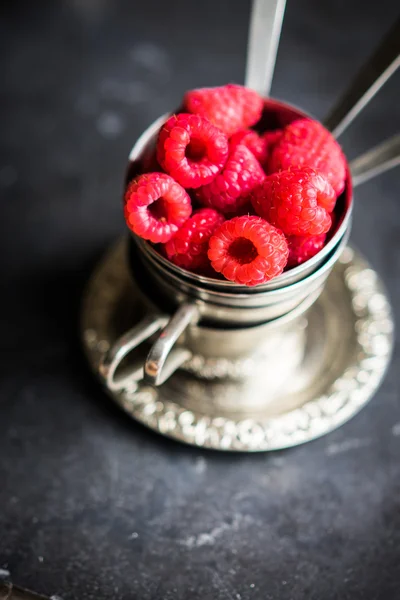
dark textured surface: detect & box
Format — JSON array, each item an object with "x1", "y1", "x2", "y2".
[{"x1": 1, "y1": 1, "x2": 400, "y2": 599}]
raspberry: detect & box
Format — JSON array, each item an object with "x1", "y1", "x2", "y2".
[
  {"x1": 164, "y1": 208, "x2": 225, "y2": 273},
  {"x1": 230, "y1": 130, "x2": 268, "y2": 165},
  {"x1": 208, "y1": 215, "x2": 288, "y2": 286},
  {"x1": 229, "y1": 129, "x2": 283, "y2": 170},
  {"x1": 251, "y1": 167, "x2": 335, "y2": 236},
  {"x1": 124, "y1": 172, "x2": 192, "y2": 243},
  {"x1": 269, "y1": 119, "x2": 346, "y2": 195},
  {"x1": 286, "y1": 234, "x2": 326, "y2": 268},
  {"x1": 262, "y1": 129, "x2": 283, "y2": 156},
  {"x1": 157, "y1": 113, "x2": 228, "y2": 189},
  {"x1": 183, "y1": 84, "x2": 264, "y2": 137},
  {"x1": 195, "y1": 144, "x2": 265, "y2": 215}
]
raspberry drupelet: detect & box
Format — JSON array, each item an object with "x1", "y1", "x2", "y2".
[
  {"x1": 183, "y1": 84, "x2": 264, "y2": 137},
  {"x1": 251, "y1": 167, "x2": 336, "y2": 236},
  {"x1": 269, "y1": 118, "x2": 346, "y2": 195},
  {"x1": 164, "y1": 208, "x2": 224, "y2": 273},
  {"x1": 124, "y1": 172, "x2": 192, "y2": 244},
  {"x1": 196, "y1": 144, "x2": 265, "y2": 215},
  {"x1": 208, "y1": 215, "x2": 289, "y2": 286},
  {"x1": 157, "y1": 113, "x2": 229, "y2": 189}
]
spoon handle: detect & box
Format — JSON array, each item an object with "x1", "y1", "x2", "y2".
[
  {"x1": 350, "y1": 133, "x2": 400, "y2": 187},
  {"x1": 245, "y1": 0, "x2": 287, "y2": 96},
  {"x1": 324, "y1": 18, "x2": 400, "y2": 138}
]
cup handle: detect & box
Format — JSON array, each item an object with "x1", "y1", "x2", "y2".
[
  {"x1": 144, "y1": 303, "x2": 199, "y2": 386},
  {"x1": 99, "y1": 314, "x2": 168, "y2": 391},
  {"x1": 99, "y1": 303, "x2": 199, "y2": 391}
]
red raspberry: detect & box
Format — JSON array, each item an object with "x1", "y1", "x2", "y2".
[
  {"x1": 157, "y1": 113, "x2": 228, "y2": 189},
  {"x1": 229, "y1": 129, "x2": 283, "y2": 171},
  {"x1": 286, "y1": 234, "x2": 326, "y2": 268},
  {"x1": 183, "y1": 84, "x2": 264, "y2": 137},
  {"x1": 262, "y1": 129, "x2": 283, "y2": 156},
  {"x1": 164, "y1": 208, "x2": 224, "y2": 273},
  {"x1": 124, "y1": 173, "x2": 191, "y2": 243},
  {"x1": 208, "y1": 215, "x2": 288, "y2": 286},
  {"x1": 230, "y1": 130, "x2": 268, "y2": 165},
  {"x1": 251, "y1": 167, "x2": 335, "y2": 236},
  {"x1": 269, "y1": 119, "x2": 346, "y2": 195},
  {"x1": 195, "y1": 144, "x2": 265, "y2": 215}
]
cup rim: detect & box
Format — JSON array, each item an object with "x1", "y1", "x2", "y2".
[
  {"x1": 126, "y1": 97, "x2": 353, "y2": 292},
  {"x1": 133, "y1": 223, "x2": 350, "y2": 305}
]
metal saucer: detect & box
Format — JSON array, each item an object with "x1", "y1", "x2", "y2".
[{"x1": 81, "y1": 240, "x2": 394, "y2": 452}]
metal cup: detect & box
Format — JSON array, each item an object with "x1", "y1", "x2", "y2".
[{"x1": 100, "y1": 98, "x2": 353, "y2": 389}]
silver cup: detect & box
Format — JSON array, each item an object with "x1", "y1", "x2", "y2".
[{"x1": 100, "y1": 98, "x2": 353, "y2": 389}]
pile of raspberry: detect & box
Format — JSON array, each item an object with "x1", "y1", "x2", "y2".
[{"x1": 124, "y1": 84, "x2": 347, "y2": 286}]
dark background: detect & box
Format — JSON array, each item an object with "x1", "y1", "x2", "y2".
[{"x1": 1, "y1": 1, "x2": 399, "y2": 599}]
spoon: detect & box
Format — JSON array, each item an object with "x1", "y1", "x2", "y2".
[
  {"x1": 324, "y1": 17, "x2": 400, "y2": 137},
  {"x1": 245, "y1": 0, "x2": 287, "y2": 95},
  {"x1": 350, "y1": 133, "x2": 400, "y2": 187},
  {"x1": 244, "y1": 2, "x2": 399, "y2": 142}
]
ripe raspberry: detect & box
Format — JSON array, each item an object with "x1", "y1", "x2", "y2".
[
  {"x1": 251, "y1": 167, "x2": 335, "y2": 236},
  {"x1": 157, "y1": 113, "x2": 228, "y2": 189},
  {"x1": 183, "y1": 84, "x2": 264, "y2": 137},
  {"x1": 164, "y1": 208, "x2": 225, "y2": 273},
  {"x1": 195, "y1": 144, "x2": 265, "y2": 215},
  {"x1": 262, "y1": 129, "x2": 283, "y2": 156},
  {"x1": 124, "y1": 173, "x2": 191, "y2": 243},
  {"x1": 229, "y1": 130, "x2": 268, "y2": 165},
  {"x1": 269, "y1": 119, "x2": 346, "y2": 195},
  {"x1": 208, "y1": 215, "x2": 288, "y2": 286},
  {"x1": 286, "y1": 234, "x2": 326, "y2": 268}
]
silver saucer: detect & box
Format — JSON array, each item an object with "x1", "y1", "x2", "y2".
[{"x1": 81, "y1": 241, "x2": 393, "y2": 452}]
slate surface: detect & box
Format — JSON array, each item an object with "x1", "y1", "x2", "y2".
[{"x1": 0, "y1": 1, "x2": 399, "y2": 599}]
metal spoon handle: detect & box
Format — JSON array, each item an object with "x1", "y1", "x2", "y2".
[
  {"x1": 144, "y1": 303, "x2": 198, "y2": 386},
  {"x1": 99, "y1": 314, "x2": 169, "y2": 391},
  {"x1": 350, "y1": 133, "x2": 400, "y2": 187},
  {"x1": 245, "y1": 0, "x2": 287, "y2": 96},
  {"x1": 324, "y1": 18, "x2": 400, "y2": 138}
]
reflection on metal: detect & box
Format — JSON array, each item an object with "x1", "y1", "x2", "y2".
[
  {"x1": 350, "y1": 133, "x2": 400, "y2": 187},
  {"x1": 81, "y1": 241, "x2": 393, "y2": 452},
  {"x1": 245, "y1": 0, "x2": 287, "y2": 96}
]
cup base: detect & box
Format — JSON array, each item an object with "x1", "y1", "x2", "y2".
[{"x1": 81, "y1": 239, "x2": 393, "y2": 452}]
